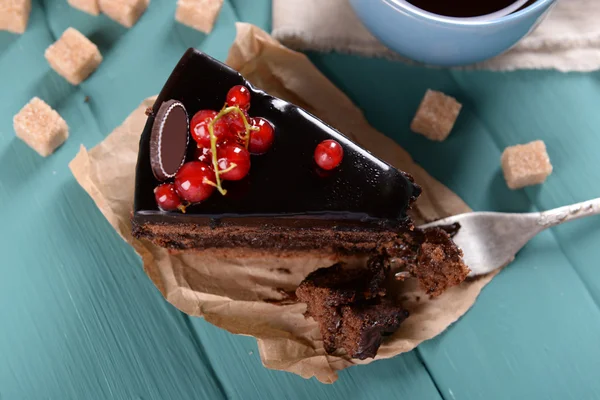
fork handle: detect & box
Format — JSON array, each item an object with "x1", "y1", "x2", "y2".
[{"x1": 537, "y1": 198, "x2": 600, "y2": 228}]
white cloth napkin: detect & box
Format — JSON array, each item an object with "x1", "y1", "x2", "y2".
[{"x1": 272, "y1": 0, "x2": 600, "y2": 72}]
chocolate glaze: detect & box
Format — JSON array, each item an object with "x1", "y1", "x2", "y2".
[{"x1": 133, "y1": 49, "x2": 421, "y2": 236}]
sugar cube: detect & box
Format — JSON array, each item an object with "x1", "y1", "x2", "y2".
[
  {"x1": 175, "y1": 0, "x2": 224, "y2": 34},
  {"x1": 67, "y1": 0, "x2": 100, "y2": 16},
  {"x1": 99, "y1": 0, "x2": 149, "y2": 28},
  {"x1": 411, "y1": 89, "x2": 462, "y2": 141},
  {"x1": 501, "y1": 140, "x2": 553, "y2": 190},
  {"x1": 45, "y1": 27, "x2": 103, "y2": 85},
  {"x1": 13, "y1": 97, "x2": 69, "y2": 157},
  {"x1": 0, "y1": 0, "x2": 32, "y2": 34}
]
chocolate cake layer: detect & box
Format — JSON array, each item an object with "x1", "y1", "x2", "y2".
[
  {"x1": 132, "y1": 49, "x2": 421, "y2": 252},
  {"x1": 132, "y1": 219, "x2": 401, "y2": 253}
]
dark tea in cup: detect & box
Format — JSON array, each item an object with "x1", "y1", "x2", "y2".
[{"x1": 406, "y1": 0, "x2": 536, "y2": 18}]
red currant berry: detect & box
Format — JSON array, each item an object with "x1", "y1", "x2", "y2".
[
  {"x1": 217, "y1": 144, "x2": 251, "y2": 181},
  {"x1": 314, "y1": 139, "x2": 344, "y2": 171},
  {"x1": 249, "y1": 117, "x2": 274, "y2": 154},
  {"x1": 213, "y1": 118, "x2": 232, "y2": 143},
  {"x1": 190, "y1": 110, "x2": 216, "y2": 147},
  {"x1": 194, "y1": 146, "x2": 213, "y2": 165},
  {"x1": 174, "y1": 162, "x2": 216, "y2": 203},
  {"x1": 226, "y1": 85, "x2": 251, "y2": 110},
  {"x1": 191, "y1": 110, "x2": 231, "y2": 147},
  {"x1": 154, "y1": 183, "x2": 182, "y2": 211},
  {"x1": 224, "y1": 110, "x2": 248, "y2": 140},
  {"x1": 215, "y1": 138, "x2": 234, "y2": 150}
]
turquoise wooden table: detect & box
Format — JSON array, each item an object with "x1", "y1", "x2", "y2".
[{"x1": 1, "y1": 1, "x2": 600, "y2": 399}]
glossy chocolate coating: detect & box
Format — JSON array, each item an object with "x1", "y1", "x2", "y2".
[{"x1": 134, "y1": 49, "x2": 421, "y2": 230}]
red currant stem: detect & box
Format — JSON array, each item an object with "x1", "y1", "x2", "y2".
[
  {"x1": 202, "y1": 176, "x2": 222, "y2": 192},
  {"x1": 217, "y1": 162, "x2": 238, "y2": 175},
  {"x1": 207, "y1": 105, "x2": 254, "y2": 195},
  {"x1": 177, "y1": 203, "x2": 188, "y2": 214}
]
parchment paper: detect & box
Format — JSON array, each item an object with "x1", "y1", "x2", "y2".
[{"x1": 70, "y1": 23, "x2": 497, "y2": 383}]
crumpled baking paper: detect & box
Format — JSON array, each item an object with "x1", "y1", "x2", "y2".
[{"x1": 70, "y1": 23, "x2": 497, "y2": 383}]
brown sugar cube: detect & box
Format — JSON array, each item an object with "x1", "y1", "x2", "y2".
[
  {"x1": 0, "y1": 0, "x2": 32, "y2": 34},
  {"x1": 13, "y1": 97, "x2": 69, "y2": 157},
  {"x1": 175, "y1": 0, "x2": 224, "y2": 34},
  {"x1": 411, "y1": 89, "x2": 462, "y2": 141},
  {"x1": 45, "y1": 28, "x2": 103, "y2": 85},
  {"x1": 68, "y1": 0, "x2": 100, "y2": 16},
  {"x1": 99, "y1": 0, "x2": 149, "y2": 28},
  {"x1": 501, "y1": 140, "x2": 553, "y2": 190}
]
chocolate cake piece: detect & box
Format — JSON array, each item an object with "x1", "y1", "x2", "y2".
[
  {"x1": 296, "y1": 260, "x2": 411, "y2": 358},
  {"x1": 296, "y1": 229, "x2": 469, "y2": 359},
  {"x1": 131, "y1": 49, "x2": 421, "y2": 254},
  {"x1": 384, "y1": 227, "x2": 470, "y2": 297},
  {"x1": 296, "y1": 261, "x2": 391, "y2": 354},
  {"x1": 296, "y1": 259, "x2": 387, "y2": 309},
  {"x1": 297, "y1": 287, "x2": 342, "y2": 353},
  {"x1": 340, "y1": 299, "x2": 409, "y2": 360}
]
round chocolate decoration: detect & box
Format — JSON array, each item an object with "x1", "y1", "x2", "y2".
[{"x1": 150, "y1": 100, "x2": 189, "y2": 181}]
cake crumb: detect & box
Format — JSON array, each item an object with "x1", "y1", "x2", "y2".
[
  {"x1": 68, "y1": 0, "x2": 100, "y2": 15},
  {"x1": 45, "y1": 28, "x2": 103, "y2": 85},
  {"x1": 385, "y1": 227, "x2": 470, "y2": 298},
  {"x1": 411, "y1": 89, "x2": 462, "y2": 141},
  {"x1": 176, "y1": 0, "x2": 224, "y2": 34},
  {"x1": 0, "y1": 0, "x2": 31, "y2": 34},
  {"x1": 296, "y1": 260, "x2": 407, "y2": 359},
  {"x1": 13, "y1": 97, "x2": 69, "y2": 157},
  {"x1": 84, "y1": 96, "x2": 90, "y2": 103},
  {"x1": 501, "y1": 140, "x2": 552, "y2": 189},
  {"x1": 413, "y1": 229, "x2": 470, "y2": 297},
  {"x1": 99, "y1": 0, "x2": 149, "y2": 28}
]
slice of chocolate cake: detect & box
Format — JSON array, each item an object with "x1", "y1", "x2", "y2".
[
  {"x1": 131, "y1": 49, "x2": 471, "y2": 360},
  {"x1": 131, "y1": 49, "x2": 421, "y2": 255}
]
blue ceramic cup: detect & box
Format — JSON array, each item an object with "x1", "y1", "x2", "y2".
[{"x1": 349, "y1": 0, "x2": 557, "y2": 67}]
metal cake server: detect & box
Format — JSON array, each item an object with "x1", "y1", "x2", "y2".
[{"x1": 417, "y1": 198, "x2": 600, "y2": 277}]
